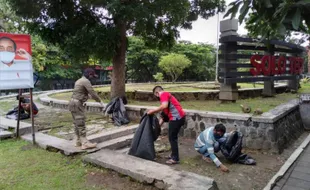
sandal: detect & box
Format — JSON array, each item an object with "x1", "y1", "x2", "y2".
[
  {"x1": 165, "y1": 154, "x2": 172, "y2": 159},
  {"x1": 166, "y1": 159, "x2": 179, "y2": 165}
]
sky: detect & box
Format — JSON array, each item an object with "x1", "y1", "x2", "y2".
[
  {"x1": 179, "y1": 0, "x2": 309, "y2": 47},
  {"x1": 179, "y1": 0, "x2": 247, "y2": 46}
]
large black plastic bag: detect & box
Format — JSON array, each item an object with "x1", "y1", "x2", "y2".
[
  {"x1": 128, "y1": 114, "x2": 161, "y2": 161},
  {"x1": 103, "y1": 97, "x2": 130, "y2": 126},
  {"x1": 220, "y1": 131, "x2": 256, "y2": 165},
  {"x1": 6, "y1": 106, "x2": 30, "y2": 120}
]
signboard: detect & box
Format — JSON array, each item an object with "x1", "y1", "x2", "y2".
[
  {"x1": 0, "y1": 33, "x2": 33, "y2": 90},
  {"x1": 250, "y1": 55, "x2": 304, "y2": 76}
]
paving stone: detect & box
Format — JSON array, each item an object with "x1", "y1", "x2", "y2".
[
  {"x1": 84, "y1": 149, "x2": 217, "y2": 190},
  {"x1": 88, "y1": 124, "x2": 138, "y2": 143},
  {"x1": 272, "y1": 186, "x2": 281, "y2": 190},
  {"x1": 297, "y1": 161, "x2": 310, "y2": 168},
  {"x1": 290, "y1": 171, "x2": 310, "y2": 182},
  {"x1": 282, "y1": 185, "x2": 307, "y2": 190},
  {"x1": 286, "y1": 178, "x2": 310, "y2": 189},
  {"x1": 294, "y1": 166, "x2": 310, "y2": 174},
  {"x1": 0, "y1": 116, "x2": 32, "y2": 135},
  {"x1": 0, "y1": 130, "x2": 13, "y2": 139},
  {"x1": 275, "y1": 178, "x2": 287, "y2": 187},
  {"x1": 21, "y1": 132, "x2": 84, "y2": 156}
]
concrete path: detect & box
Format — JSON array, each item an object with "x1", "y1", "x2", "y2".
[
  {"x1": 0, "y1": 116, "x2": 32, "y2": 135},
  {"x1": 272, "y1": 143, "x2": 310, "y2": 190},
  {"x1": 83, "y1": 149, "x2": 217, "y2": 190}
]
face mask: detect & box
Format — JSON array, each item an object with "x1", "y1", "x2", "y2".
[
  {"x1": 0, "y1": 51, "x2": 15, "y2": 64},
  {"x1": 214, "y1": 133, "x2": 223, "y2": 139}
]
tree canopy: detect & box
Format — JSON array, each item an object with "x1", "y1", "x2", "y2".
[
  {"x1": 225, "y1": 0, "x2": 310, "y2": 40},
  {"x1": 7, "y1": 0, "x2": 226, "y2": 98},
  {"x1": 159, "y1": 53, "x2": 192, "y2": 82},
  {"x1": 126, "y1": 37, "x2": 216, "y2": 82}
]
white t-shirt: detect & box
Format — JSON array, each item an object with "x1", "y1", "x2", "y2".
[{"x1": 0, "y1": 60, "x2": 34, "y2": 90}]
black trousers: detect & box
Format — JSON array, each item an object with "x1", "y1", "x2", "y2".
[{"x1": 169, "y1": 117, "x2": 185, "y2": 161}]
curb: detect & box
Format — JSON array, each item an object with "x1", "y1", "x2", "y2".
[{"x1": 263, "y1": 133, "x2": 310, "y2": 190}]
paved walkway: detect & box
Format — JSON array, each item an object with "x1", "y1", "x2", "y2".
[{"x1": 272, "y1": 143, "x2": 310, "y2": 190}]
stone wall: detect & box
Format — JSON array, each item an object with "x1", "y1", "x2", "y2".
[
  {"x1": 39, "y1": 92, "x2": 305, "y2": 153},
  {"x1": 95, "y1": 85, "x2": 287, "y2": 101}
]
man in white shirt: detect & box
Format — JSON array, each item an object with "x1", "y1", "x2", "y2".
[{"x1": 0, "y1": 36, "x2": 33, "y2": 89}]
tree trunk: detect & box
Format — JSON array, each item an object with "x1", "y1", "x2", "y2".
[{"x1": 111, "y1": 21, "x2": 127, "y2": 99}]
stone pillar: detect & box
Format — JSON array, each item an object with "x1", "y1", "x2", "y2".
[
  {"x1": 287, "y1": 52, "x2": 300, "y2": 91},
  {"x1": 262, "y1": 45, "x2": 275, "y2": 97},
  {"x1": 307, "y1": 48, "x2": 310, "y2": 74},
  {"x1": 219, "y1": 19, "x2": 239, "y2": 102}
]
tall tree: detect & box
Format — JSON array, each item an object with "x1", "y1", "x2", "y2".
[
  {"x1": 159, "y1": 53, "x2": 192, "y2": 82},
  {"x1": 225, "y1": 0, "x2": 310, "y2": 40},
  {"x1": 7, "y1": 0, "x2": 225, "y2": 98},
  {"x1": 172, "y1": 41, "x2": 216, "y2": 81},
  {"x1": 126, "y1": 36, "x2": 161, "y2": 82}
]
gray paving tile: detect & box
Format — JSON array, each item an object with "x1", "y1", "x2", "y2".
[
  {"x1": 282, "y1": 185, "x2": 307, "y2": 190},
  {"x1": 294, "y1": 166, "x2": 310, "y2": 174},
  {"x1": 272, "y1": 185, "x2": 281, "y2": 190},
  {"x1": 276, "y1": 178, "x2": 287, "y2": 187},
  {"x1": 291, "y1": 171, "x2": 310, "y2": 182},
  {"x1": 297, "y1": 161, "x2": 310, "y2": 168},
  {"x1": 286, "y1": 178, "x2": 310, "y2": 189}
]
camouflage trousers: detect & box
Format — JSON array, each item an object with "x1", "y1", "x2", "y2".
[{"x1": 68, "y1": 99, "x2": 86, "y2": 138}]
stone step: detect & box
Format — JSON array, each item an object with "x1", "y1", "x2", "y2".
[
  {"x1": 88, "y1": 124, "x2": 138, "y2": 143},
  {"x1": 88, "y1": 134, "x2": 134, "y2": 154},
  {"x1": 21, "y1": 132, "x2": 84, "y2": 156},
  {"x1": 0, "y1": 130, "x2": 13, "y2": 139},
  {"x1": 0, "y1": 116, "x2": 32, "y2": 135},
  {"x1": 115, "y1": 147, "x2": 130, "y2": 154},
  {"x1": 83, "y1": 149, "x2": 217, "y2": 190},
  {"x1": 21, "y1": 132, "x2": 134, "y2": 156}
]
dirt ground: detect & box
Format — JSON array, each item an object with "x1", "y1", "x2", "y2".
[
  {"x1": 155, "y1": 133, "x2": 309, "y2": 190},
  {"x1": 85, "y1": 170, "x2": 158, "y2": 190}
]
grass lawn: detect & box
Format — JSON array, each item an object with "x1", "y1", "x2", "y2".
[
  {"x1": 0, "y1": 140, "x2": 155, "y2": 190},
  {"x1": 49, "y1": 83, "x2": 310, "y2": 114}
]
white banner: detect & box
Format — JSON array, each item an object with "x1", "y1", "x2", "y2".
[{"x1": 0, "y1": 33, "x2": 34, "y2": 90}]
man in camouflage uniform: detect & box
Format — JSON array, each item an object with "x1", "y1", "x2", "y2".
[{"x1": 68, "y1": 68, "x2": 103, "y2": 150}]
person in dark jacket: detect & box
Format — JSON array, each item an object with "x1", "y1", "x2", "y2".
[{"x1": 147, "y1": 86, "x2": 185, "y2": 165}]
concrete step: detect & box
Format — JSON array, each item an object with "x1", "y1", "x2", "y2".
[
  {"x1": 0, "y1": 130, "x2": 13, "y2": 139},
  {"x1": 83, "y1": 149, "x2": 217, "y2": 190},
  {"x1": 115, "y1": 147, "x2": 130, "y2": 154},
  {"x1": 21, "y1": 132, "x2": 84, "y2": 156},
  {"x1": 0, "y1": 116, "x2": 32, "y2": 135},
  {"x1": 88, "y1": 124, "x2": 138, "y2": 143},
  {"x1": 21, "y1": 132, "x2": 134, "y2": 156},
  {"x1": 88, "y1": 134, "x2": 134, "y2": 154}
]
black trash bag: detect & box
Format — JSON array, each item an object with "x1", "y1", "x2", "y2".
[
  {"x1": 237, "y1": 154, "x2": 256, "y2": 165},
  {"x1": 220, "y1": 131, "x2": 256, "y2": 165},
  {"x1": 128, "y1": 114, "x2": 161, "y2": 160},
  {"x1": 6, "y1": 106, "x2": 30, "y2": 120},
  {"x1": 103, "y1": 97, "x2": 130, "y2": 126}
]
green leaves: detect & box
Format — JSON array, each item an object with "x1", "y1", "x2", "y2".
[
  {"x1": 159, "y1": 53, "x2": 192, "y2": 82},
  {"x1": 292, "y1": 8, "x2": 301, "y2": 30},
  {"x1": 263, "y1": 0, "x2": 272, "y2": 8},
  {"x1": 7, "y1": 0, "x2": 225, "y2": 62},
  {"x1": 227, "y1": 0, "x2": 310, "y2": 41},
  {"x1": 239, "y1": 0, "x2": 251, "y2": 24}
]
